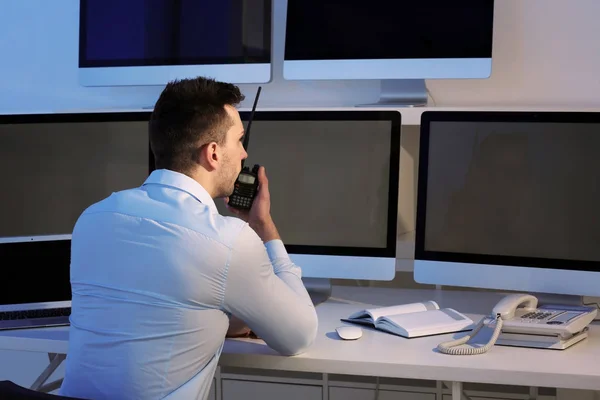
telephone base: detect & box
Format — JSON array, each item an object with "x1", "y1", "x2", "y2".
[{"x1": 496, "y1": 328, "x2": 589, "y2": 350}]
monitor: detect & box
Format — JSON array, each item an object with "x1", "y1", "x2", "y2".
[
  {"x1": 283, "y1": 0, "x2": 494, "y2": 105},
  {"x1": 414, "y1": 111, "x2": 600, "y2": 298},
  {"x1": 225, "y1": 110, "x2": 400, "y2": 280},
  {"x1": 0, "y1": 112, "x2": 151, "y2": 310},
  {"x1": 78, "y1": 0, "x2": 272, "y2": 86},
  {"x1": 146, "y1": 110, "x2": 402, "y2": 281}
]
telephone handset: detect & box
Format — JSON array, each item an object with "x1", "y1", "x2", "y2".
[
  {"x1": 438, "y1": 293, "x2": 597, "y2": 355},
  {"x1": 492, "y1": 293, "x2": 538, "y2": 319},
  {"x1": 229, "y1": 86, "x2": 261, "y2": 210}
]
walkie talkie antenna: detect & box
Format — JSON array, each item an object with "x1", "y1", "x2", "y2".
[{"x1": 241, "y1": 86, "x2": 262, "y2": 168}]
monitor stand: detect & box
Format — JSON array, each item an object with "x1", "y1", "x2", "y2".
[
  {"x1": 302, "y1": 277, "x2": 332, "y2": 306},
  {"x1": 356, "y1": 79, "x2": 428, "y2": 108}
]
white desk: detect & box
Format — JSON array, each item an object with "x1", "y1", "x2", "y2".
[{"x1": 1, "y1": 287, "x2": 599, "y2": 399}]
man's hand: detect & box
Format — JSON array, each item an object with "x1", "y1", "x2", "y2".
[
  {"x1": 226, "y1": 315, "x2": 252, "y2": 338},
  {"x1": 225, "y1": 166, "x2": 280, "y2": 242}
]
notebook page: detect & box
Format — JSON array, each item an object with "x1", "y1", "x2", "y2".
[
  {"x1": 380, "y1": 308, "x2": 472, "y2": 336},
  {"x1": 366, "y1": 301, "x2": 438, "y2": 321}
]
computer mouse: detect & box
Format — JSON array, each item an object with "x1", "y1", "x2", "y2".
[{"x1": 335, "y1": 325, "x2": 363, "y2": 340}]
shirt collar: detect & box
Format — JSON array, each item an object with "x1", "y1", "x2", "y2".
[{"x1": 143, "y1": 169, "x2": 218, "y2": 213}]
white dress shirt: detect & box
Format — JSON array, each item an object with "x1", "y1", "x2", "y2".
[{"x1": 60, "y1": 169, "x2": 318, "y2": 400}]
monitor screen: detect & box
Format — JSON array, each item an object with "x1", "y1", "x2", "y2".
[
  {"x1": 0, "y1": 112, "x2": 151, "y2": 306},
  {"x1": 284, "y1": 0, "x2": 494, "y2": 80},
  {"x1": 215, "y1": 111, "x2": 400, "y2": 258},
  {"x1": 146, "y1": 110, "x2": 401, "y2": 280},
  {"x1": 79, "y1": 0, "x2": 272, "y2": 85},
  {"x1": 416, "y1": 112, "x2": 600, "y2": 275}
]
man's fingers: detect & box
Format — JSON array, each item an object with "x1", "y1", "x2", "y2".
[{"x1": 258, "y1": 166, "x2": 268, "y2": 188}]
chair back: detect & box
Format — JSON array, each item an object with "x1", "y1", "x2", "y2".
[{"x1": 0, "y1": 381, "x2": 83, "y2": 400}]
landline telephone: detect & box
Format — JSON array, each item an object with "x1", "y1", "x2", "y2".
[{"x1": 437, "y1": 293, "x2": 597, "y2": 355}]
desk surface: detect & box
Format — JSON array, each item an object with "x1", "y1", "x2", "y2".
[{"x1": 1, "y1": 286, "x2": 599, "y2": 391}]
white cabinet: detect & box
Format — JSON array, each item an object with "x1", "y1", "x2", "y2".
[
  {"x1": 222, "y1": 379, "x2": 322, "y2": 400},
  {"x1": 330, "y1": 387, "x2": 435, "y2": 400},
  {"x1": 216, "y1": 368, "x2": 557, "y2": 400}
]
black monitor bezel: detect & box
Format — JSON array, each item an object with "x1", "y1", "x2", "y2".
[
  {"x1": 150, "y1": 110, "x2": 401, "y2": 258},
  {"x1": 283, "y1": 1, "x2": 494, "y2": 62},
  {"x1": 0, "y1": 111, "x2": 153, "y2": 306},
  {"x1": 78, "y1": 0, "x2": 272, "y2": 68},
  {"x1": 416, "y1": 110, "x2": 600, "y2": 272},
  {"x1": 246, "y1": 111, "x2": 401, "y2": 258}
]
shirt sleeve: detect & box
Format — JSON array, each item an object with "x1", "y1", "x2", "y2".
[{"x1": 221, "y1": 224, "x2": 318, "y2": 356}]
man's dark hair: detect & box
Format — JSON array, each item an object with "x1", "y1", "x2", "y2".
[{"x1": 149, "y1": 76, "x2": 245, "y2": 173}]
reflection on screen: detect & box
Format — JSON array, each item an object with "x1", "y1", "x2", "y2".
[
  {"x1": 424, "y1": 121, "x2": 600, "y2": 262},
  {"x1": 285, "y1": 0, "x2": 493, "y2": 61},
  {"x1": 0, "y1": 121, "x2": 149, "y2": 239},
  {"x1": 80, "y1": 0, "x2": 271, "y2": 67},
  {"x1": 217, "y1": 120, "x2": 392, "y2": 248}
]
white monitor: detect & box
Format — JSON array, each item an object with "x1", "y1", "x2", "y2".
[
  {"x1": 414, "y1": 111, "x2": 600, "y2": 298},
  {"x1": 283, "y1": 0, "x2": 494, "y2": 106},
  {"x1": 283, "y1": 0, "x2": 494, "y2": 81},
  {"x1": 0, "y1": 112, "x2": 150, "y2": 309},
  {"x1": 209, "y1": 110, "x2": 402, "y2": 281},
  {"x1": 78, "y1": 0, "x2": 272, "y2": 86},
  {"x1": 0, "y1": 109, "x2": 400, "y2": 308}
]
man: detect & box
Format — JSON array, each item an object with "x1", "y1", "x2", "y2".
[{"x1": 60, "y1": 77, "x2": 318, "y2": 400}]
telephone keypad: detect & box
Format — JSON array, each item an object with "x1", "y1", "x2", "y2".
[
  {"x1": 521, "y1": 311, "x2": 553, "y2": 320},
  {"x1": 518, "y1": 309, "x2": 584, "y2": 324},
  {"x1": 229, "y1": 189, "x2": 255, "y2": 209},
  {"x1": 229, "y1": 182, "x2": 257, "y2": 209},
  {"x1": 229, "y1": 195, "x2": 253, "y2": 208},
  {"x1": 518, "y1": 311, "x2": 559, "y2": 323}
]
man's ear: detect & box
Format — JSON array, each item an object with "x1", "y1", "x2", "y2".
[{"x1": 196, "y1": 142, "x2": 219, "y2": 171}]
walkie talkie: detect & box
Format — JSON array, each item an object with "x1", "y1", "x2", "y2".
[{"x1": 228, "y1": 86, "x2": 262, "y2": 210}]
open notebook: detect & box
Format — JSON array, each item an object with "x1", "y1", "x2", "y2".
[{"x1": 341, "y1": 301, "x2": 473, "y2": 338}]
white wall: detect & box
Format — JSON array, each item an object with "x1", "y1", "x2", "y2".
[
  {"x1": 1, "y1": 0, "x2": 600, "y2": 396},
  {"x1": 427, "y1": 0, "x2": 600, "y2": 107},
  {"x1": 0, "y1": 0, "x2": 379, "y2": 113},
  {"x1": 2, "y1": 0, "x2": 600, "y2": 115}
]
